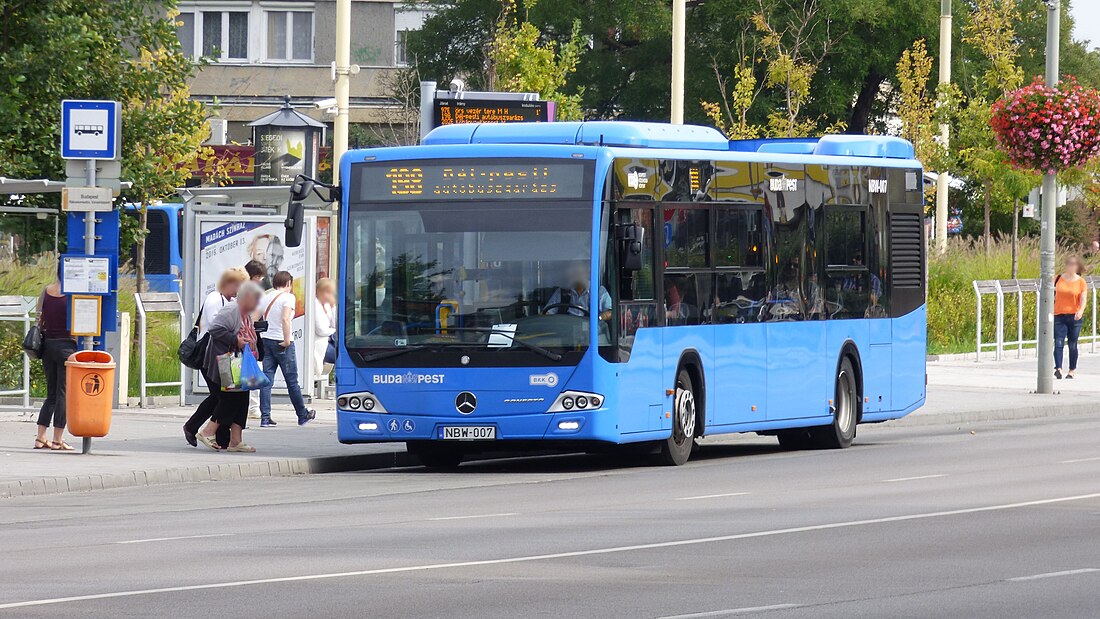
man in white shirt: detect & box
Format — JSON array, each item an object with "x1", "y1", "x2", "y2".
[{"x1": 257, "y1": 271, "x2": 316, "y2": 427}]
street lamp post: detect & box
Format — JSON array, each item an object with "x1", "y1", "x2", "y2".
[
  {"x1": 1036, "y1": 0, "x2": 1061, "y2": 394},
  {"x1": 935, "y1": 0, "x2": 952, "y2": 254},
  {"x1": 670, "y1": 0, "x2": 686, "y2": 124}
]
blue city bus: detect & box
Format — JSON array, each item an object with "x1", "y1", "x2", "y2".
[
  {"x1": 122, "y1": 203, "x2": 184, "y2": 293},
  {"x1": 334, "y1": 122, "x2": 926, "y2": 467}
]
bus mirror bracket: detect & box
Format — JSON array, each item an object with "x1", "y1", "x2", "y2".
[
  {"x1": 285, "y1": 174, "x2": 338, "y2": 248},
  {"x1": 616, "y1": 223, "x2": 644, "y2": 272}
]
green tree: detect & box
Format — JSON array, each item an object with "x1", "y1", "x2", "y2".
[
  {"x1": 0, "y1": 0, "x2": 209, "y2": 278},
  {"x1": 946, "y1": 0, "x2": 1037, "y2": 253},
  {"x1": 490, "y1": 0, "x2": 585, "y2": 120}
]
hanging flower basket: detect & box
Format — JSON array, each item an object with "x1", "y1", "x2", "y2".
[{"x1": 990, "y1": 76, "x2": 1100, "y2": 175}]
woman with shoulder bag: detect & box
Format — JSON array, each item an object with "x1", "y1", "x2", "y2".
[
  {"x1": 34, "y1": 263, "x2": 78, "y2": 451},
  {"x1": 183, "y1": 267, "x2": 249, "y2": 448},
  {"x1": 1054, "y1": 255, "x2": 1088, "y2": 379},
  {"x1": 195, "y1": 281, "x2": 264, "y2": 452}
]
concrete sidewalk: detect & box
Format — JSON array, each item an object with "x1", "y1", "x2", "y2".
[{"x1": 2, "y1": 354, "x2": 1098, "y2": 499}]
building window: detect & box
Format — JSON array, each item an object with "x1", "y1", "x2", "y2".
[
  {"x1": 200, "y1": 11, "x2": 249, "y2": 60},
  {"x1": 266, "y1": 10, "x2": 313, "y2": 62},
  {"x1": 395, "y1": 30, "x2": 409, "y2": 66},
  {"x1": 176, "y1": 4, "x2": 316, "y2": 64}
]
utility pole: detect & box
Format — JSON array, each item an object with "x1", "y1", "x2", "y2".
[
  {"x1": 331, "y1": 0, "x2": 353, "y2": 280},
  {"x1": 670, "y1": 0, "x2": 686, "y2": 124},
  {"x1": 333, "y1": 0, "x2": 351, "y2": 188},
  {"x1": 935, "y1": 0, "x2": 952, "y2": 254},
  {"x1": 1036, "y1": 0, "x2": 1061, "y2": 395}
]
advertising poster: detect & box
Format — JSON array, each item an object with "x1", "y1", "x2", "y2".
[
  {"x1": 254, "y1": 127, "x2": 309, "y2": 185},
  {"x1": 195, "y1": 217, "x2": 315, "y2": 392}
]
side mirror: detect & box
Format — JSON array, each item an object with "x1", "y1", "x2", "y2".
[
  {"x1": 617, "y1": 223, "x2": 644, "y2": 272},
  {"x1": 285, "y1": 200, "x2": 304, "y2": 248}
]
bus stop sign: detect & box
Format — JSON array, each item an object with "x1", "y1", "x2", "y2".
[{"x1": 61, "y1": 100, "x2": 121, "y2": 160}]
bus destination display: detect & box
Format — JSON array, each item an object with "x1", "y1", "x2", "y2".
[
  {"x1": 359, "y1": 160, "x2": 588, "y2": 201},
  {"x1": 433, "y1": 100, "x2": 552, "y2": 126}
]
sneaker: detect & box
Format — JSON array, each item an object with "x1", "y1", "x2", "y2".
[
  {"x1": 298, "y1": 410, "x2": 317, "y2": 426},
  {"x1": 260, "y1": 418, "x2": 277, "y2": 427}
]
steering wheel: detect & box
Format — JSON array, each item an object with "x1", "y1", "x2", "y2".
[{"x1": 541, "y1": 303, "x2": 590, "y2": 316}]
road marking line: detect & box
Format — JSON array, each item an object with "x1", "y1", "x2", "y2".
[
  {"x1": 4, "y1": 492, "x2": 1100, "y2": 611},
  {"x1": 1008, "y1": 568, "x2": 1100, "y2": 582},
  {"x1": 882, "y1": 474, "x2": 947, "y2": 483},
  {"x1": 428, "y1": 513, "x2": 517, "y2": 521},
  {"x1": 1060, "y1": 456, "x2": 1100, "y2": 464},
  {"x1": 115, "y1": 534, "x2": 234, "y2": 545},
  {"x1": 657, "y1": 603, "x2": 800, "y2": 618},
  {"x1": 676, "y1": 493, "x2": 750, "y2": 501}
]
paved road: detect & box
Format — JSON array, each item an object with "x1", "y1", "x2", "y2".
[{"x1": 2, "y1": 417, "x2": 1099, "y2": 618}]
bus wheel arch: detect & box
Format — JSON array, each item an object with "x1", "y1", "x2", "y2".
[
  {"x1": 656, "y1": 353, "x2": 705, "y2": 466},
  {"x1": 837, "y1": 342, "x2": 864, "y2": 424},
  {"x1": 677, "y1": 351, "x2": 706, "y2": 438},
  {"x1": 809, "y1": 345, "x2": 862, "y2": 449}
]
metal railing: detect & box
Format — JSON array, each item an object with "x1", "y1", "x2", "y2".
[
  {"x1": 974, "y1": 276, "x2": 1100, "y2": 361},
  {"x1": 135, "y1": 292, "x2": 186, "y2": 407},
  {"x1": 0, "y1": 295, "x2": 36, "y2": 408}
]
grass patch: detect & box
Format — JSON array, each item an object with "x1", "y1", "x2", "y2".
[{"x1": 0, "y1": 257, "x2": 183, "y2": 399}]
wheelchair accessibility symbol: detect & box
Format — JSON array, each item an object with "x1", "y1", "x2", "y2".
[
  {"x1": 403, "y1": 419, "x2": 415, "y2": 432},
  {"x1": 388, "y1": 419, "x2": 400, "y2": 433}
]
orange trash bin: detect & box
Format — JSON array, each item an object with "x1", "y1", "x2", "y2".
[{"x1": 65, "y1": 350, "x2": 115, "y2": 438}]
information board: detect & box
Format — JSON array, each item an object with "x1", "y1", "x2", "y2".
[
  {"x1": 61, "y1": 255, "x2": 111, "y2": 295},
  {"x1": 433, "y1": 100, "x2": 552, "y2": 127}
]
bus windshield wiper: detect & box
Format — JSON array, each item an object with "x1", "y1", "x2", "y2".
[
  {"x1": 444, "y1": 328, "x2": 563, "y2": 361},
  {"x1": 359, "y1": 345, "x2": 430, "y2": 363}
]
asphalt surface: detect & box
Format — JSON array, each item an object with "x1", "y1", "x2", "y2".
[{"x1": 2, "y1": 416, "x2": 1099, "y2": 618}]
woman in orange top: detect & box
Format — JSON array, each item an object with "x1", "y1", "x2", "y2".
[{"x1": 1053, "y1": 255, "x2": 1088, "y2": 379}]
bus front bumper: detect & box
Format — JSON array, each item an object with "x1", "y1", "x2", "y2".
[{"x1": 337, "y1": 409, "x2": 613, "y2": 444}]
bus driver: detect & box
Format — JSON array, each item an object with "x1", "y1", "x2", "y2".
[{"x1": 543, "y1": 262, "x2": 613, "y2": 321}]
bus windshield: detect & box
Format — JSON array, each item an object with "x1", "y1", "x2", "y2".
[{"x1": 344, "y1": 199, "x2": 598, "y2": 365}]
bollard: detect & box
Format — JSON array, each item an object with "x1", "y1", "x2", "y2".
[{"x1": 65, "y1": 350, "x2": 116, "y2": 453}]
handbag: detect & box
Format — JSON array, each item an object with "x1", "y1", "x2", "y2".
[
  {"x1": 178, "y1": 304, "x2": 209, "y2": 370},
  {"x1": 23, "y1": 290, "x2": 47, "y2": 360},
  {"x1": 22, "y1": 325, "x2": 44, "y2": 360},
  {"x1": 216, "y1": 350, "x2": 243, "y2": 391}
]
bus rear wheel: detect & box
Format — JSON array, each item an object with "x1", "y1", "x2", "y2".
[
  {"x1": 809, "y1": 357, "x2": 858, "y2": 449},
  {"x1": 657, "y1": 369, "x2": 697, "y2": 466},
  {"x1": 406, "y1": 442, "x2": 464, "y2": 470}
]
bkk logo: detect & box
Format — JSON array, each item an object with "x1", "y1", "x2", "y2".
[
  {"x1": 529, "y1": 372, "x2": 559, "y2": 387},
  {"x1": 373, "y1": 372, "x2": 445, "y2": 385}
]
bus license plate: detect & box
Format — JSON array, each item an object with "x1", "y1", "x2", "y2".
[{"x1": 440, "y1": 426, "x2": 496, "y2": 440}]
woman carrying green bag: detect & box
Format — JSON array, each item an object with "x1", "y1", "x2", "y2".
[{"x1": 196, "y1": 281, "x2": 264, "y2": 453}]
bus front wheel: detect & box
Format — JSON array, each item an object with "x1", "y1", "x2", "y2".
[
  {"x1": 407, "y1": 442, "x2": 464, "y2": 469},
  {"x1": 658, "y1": 369, "x2": 697, "y2": 466},
  {"x1": 809, "y1": 357, "x2": 858, "y2": 449}
]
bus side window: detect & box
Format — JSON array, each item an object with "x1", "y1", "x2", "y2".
[
  {"x1": 664, "y1": 273, "x2": 712, "y2": 326},
  {"x1": 716, "y1": 272, "x2": 766, "y2": 323},
  {"x1": 824, "y1": 208, "x2": 870, "y2": 319}
]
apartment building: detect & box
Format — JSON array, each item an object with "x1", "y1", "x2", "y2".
[{"x1": 176, "y1": 0, "x2": 429, "y2": 142}]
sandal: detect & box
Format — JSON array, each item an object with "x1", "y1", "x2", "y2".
[
  {"x1": 50, "y1": 441, "x2": 75, "y2": 451},
  {"x1": 227, "y1": 443, "x2": 256, "y2": 453},
  {"x1": 34, "y1": 437, "x2": 50, "y2": 450},
  {"x1": 197, "y1": 433, "x2": 221, "y2": 451}
]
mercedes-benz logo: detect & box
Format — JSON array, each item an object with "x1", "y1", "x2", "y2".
[{"x1": 455, "y1": 391, "x2": 477, "y2": 414}]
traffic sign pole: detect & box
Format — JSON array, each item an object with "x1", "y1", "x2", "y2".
[{"x1": 82, "y1": 159, "x2": 95, "y2": 455}]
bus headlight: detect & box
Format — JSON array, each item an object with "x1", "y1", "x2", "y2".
[
  {"x1": 548, "y1": 391, "x2": 604, "y2": 413},
  {"x1": 338, "y1": 391, "x2": 388, "y2": 413}
]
